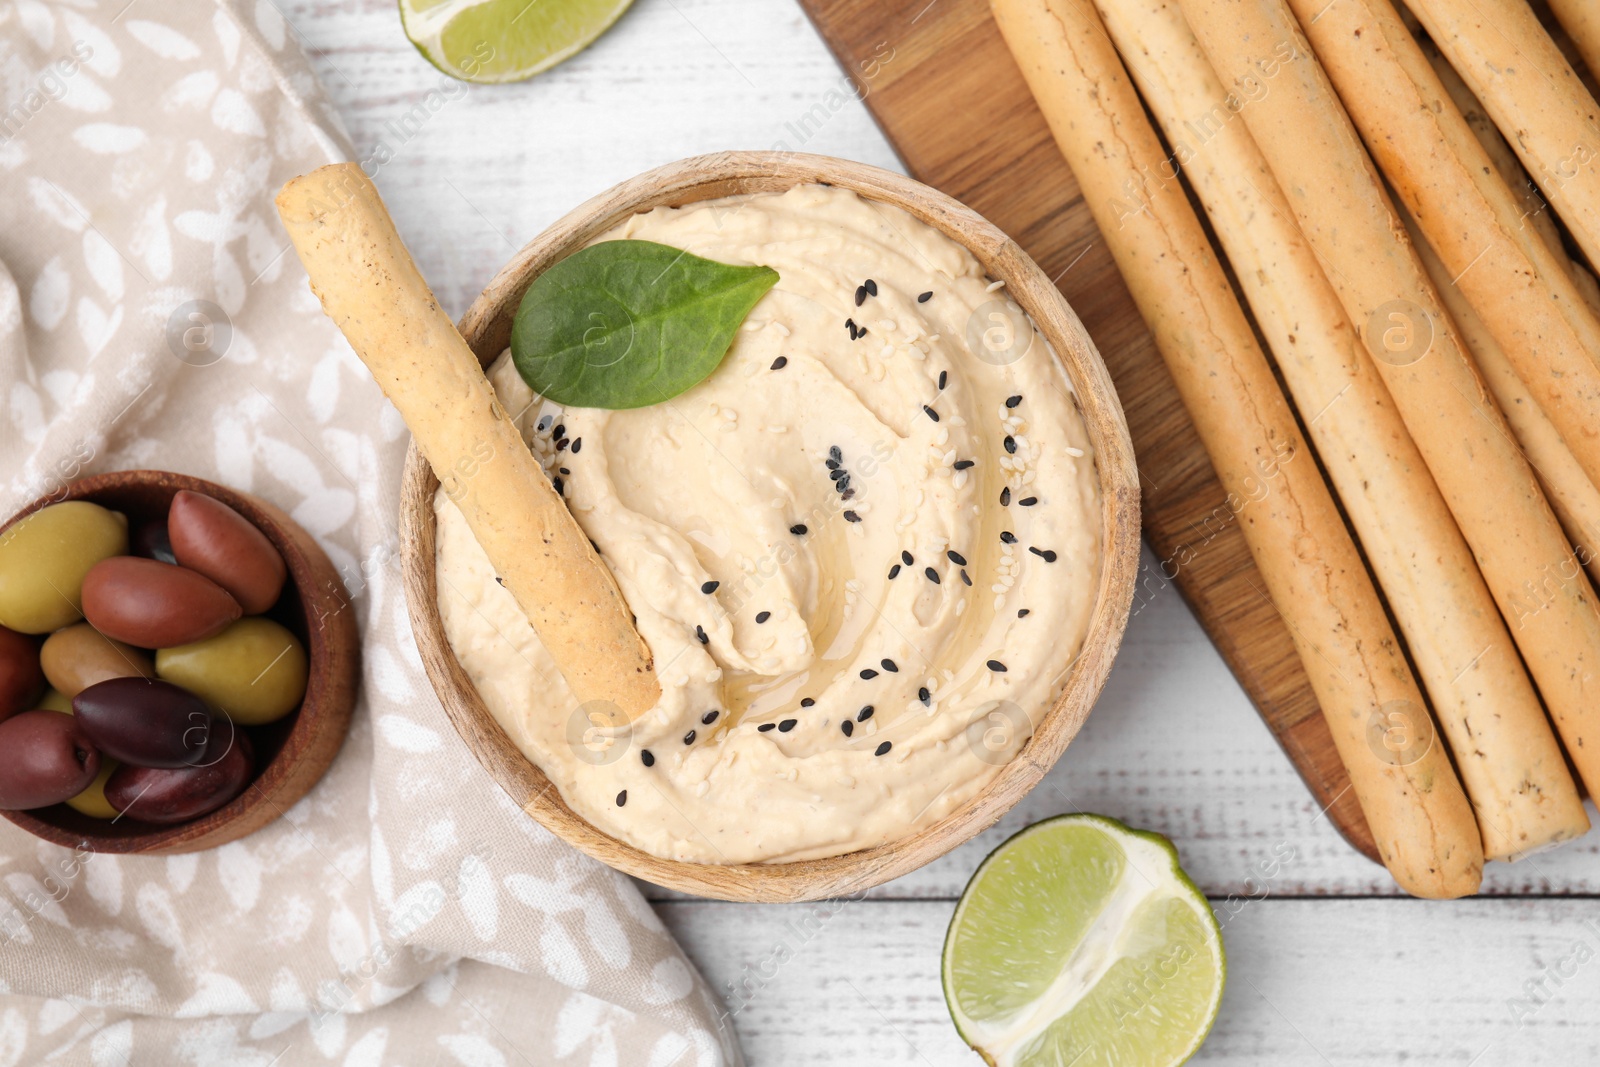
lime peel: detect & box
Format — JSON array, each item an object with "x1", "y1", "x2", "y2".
[{"x1": 400, "y1": 0, "x2": 636, "y2": 84}]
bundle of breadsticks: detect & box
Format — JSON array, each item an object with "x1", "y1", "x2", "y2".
[{"x1": 991, "y1": 0, "x2": 1600, "y2": 896}]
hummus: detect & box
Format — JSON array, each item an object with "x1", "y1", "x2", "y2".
[{"x1": 434, "y1": 184, "x2": 1102, "y2": 864}]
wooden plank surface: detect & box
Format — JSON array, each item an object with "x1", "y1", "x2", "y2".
[{"x1": 793, "y1": 0, "x2": 1376, "y2": 860}]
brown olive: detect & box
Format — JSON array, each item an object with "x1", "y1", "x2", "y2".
[
  {"x1": 40, "y1": 622, "x2": 155, "y2": 698},
  {"x1": 81, "y1": 557, "x2": 240, "y2": 648},
  {"x1": 0, "y1": 625, "x2": 42, "y2": 722},
  {"x1": 106, "y1": 729, "x2": 252, "y2": 824},
  {"x1": 0, "y1": 501, "x2": 128, "y2": 633},
  {"x1": 0, "y1": 710, "x2": 101, "y2": 809},
  {"x1": 168, "y1": 491, "x2": 286, "y2": 614},
  {"x1": 156, "y1": 617, "x2": 307, "y2": 725}
]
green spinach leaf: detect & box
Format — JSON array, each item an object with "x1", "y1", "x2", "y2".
[{"x1": 510, "y1": 240, "x2": 779, "y2": 409}]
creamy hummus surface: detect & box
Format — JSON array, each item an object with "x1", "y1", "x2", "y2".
[{"x1": 434, "y1": 184, "x2": 1102, "y2": 864}]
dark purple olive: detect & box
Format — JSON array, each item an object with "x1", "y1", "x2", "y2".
[
  {"x1": 132, "y1": 520, "x2": 176, "y2": 565},
  {"x1": 73, "y1": 677, "x2": 215, "y2": 768},
  {"x1": 0, "y1": 625, "x2": 42, "y2": 722},
  {"x1": 0, "y1": 710, "x2": 100, "y2": 809},
  {"x1": 106, "y1": 728, "x2": 252, "y2": 824}
]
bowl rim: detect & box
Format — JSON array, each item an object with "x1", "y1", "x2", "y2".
[
  {"x1": 0, "y1": 469, "x2": 359, "y2": 855},
  {"x1": 399, "y1": 151, "x2": 1140, "y2": 902}
]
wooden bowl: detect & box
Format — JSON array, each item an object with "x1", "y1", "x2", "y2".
[
  {"x1": 400, "y1": 152, "x2": 1140, "y2": 901},
  {"x1": 0, "y1": 470, "x2": 359, "y2": 854}
]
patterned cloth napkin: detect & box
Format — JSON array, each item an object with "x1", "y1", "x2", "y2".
[{"x1": 0, "y1": 3, "x2": 740, "y2": 1063}]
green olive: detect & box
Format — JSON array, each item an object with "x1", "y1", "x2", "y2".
[
  {"x1": 156, "y1": 617, "x2": 308, "y2": 725},
  {"x1": 38, "y1": 688, "x2": 72, "y2": 713},
  {"x1": 0, "y1": 502, "x2": 128, "y2": 633},
  {"x1": 65, "y1": 758, "x2": 119, "y2": 819}
]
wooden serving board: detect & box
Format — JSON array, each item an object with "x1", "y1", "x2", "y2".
[{"x1": 797, "y1": 0, "x2": 1380, "y2": 863}]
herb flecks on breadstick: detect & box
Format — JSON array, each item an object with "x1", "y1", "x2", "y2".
[
  {"x1": 992, "y1": 0, "x2": 1482, "y2": 897},
  {"x1": 1092, "y1": 0, "x2": 1586, "y2": 860},
  {"x1": 1179, "y1": 0, "x2": 1600, "y2": 805},
  {"x1": 275, "y1": 163, "x2": 660, "y2": 721}
]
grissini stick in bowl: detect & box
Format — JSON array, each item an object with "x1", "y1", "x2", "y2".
[
  {"x1": 1179, "y1": 0, "x2": 1600, "y2": 813},
  {"x1": 1088, "y1": 0, "x2": 1587, "y2": 860},
  {"x1": 1547, "y1": 0, "x2": 1600, "y2": 87},
  {"x1": 1283, "y1": 0, "x2": 1600, "y2": 505},
  {"x1": 991, "y1": 0, "x2": 1482, "y2": 896},
  {"x1": 1406, "y1": 0, "x2": 1600, "y2": 271},
  {"x1": 274, "y1": 165, "x2": 660, "y2": 722}
]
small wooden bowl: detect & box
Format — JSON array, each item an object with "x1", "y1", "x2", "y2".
[
  {"x1": 400, "y1": 152, "x2": 1140, "y2": 901},
  {"x1": 0, "y1": 470, "x2": 359, "y2": 854}
]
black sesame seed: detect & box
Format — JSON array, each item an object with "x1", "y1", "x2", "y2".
[
  {"x1": 702, "y1": 580, "x2": 720, "y2": 594},
  {"x1": 801, "y1": 697, "x2": 816, "y2": 707},
  {"x1": 1030, "y1": 547, "x2": 1058, "y2": 562},
  {"x1": 790, "y1": 524, "x2": 808, "y2": 535},
  {"x1": 1000, "y1": 531, "x2": 1017, "y2": 544},
  {"x1": 555, "y1": 438, "x2": 569, "y2": 451},
  {"x1": 918, "y1": 291, "x2": 933, "y2": 303},
  {"x1": 846, "y1": 319, "x2": 858, "y2": 338},
  {"x1": 771, "y1": 356, "x2": 788, "y2": 370},
  {"x1": 865, "y1": 279, "x2": 878, "y2": 296},
  {"x1": 641, "y1": 750, "x2": 655, "y2": 767},
  {"x1": 844, "y1": 510, "x2": 862, "y2": 523},
  {"x1": 826, "y1": 458, "x2": 841, "y2": 470},
  {"x1": 918, "y1": 687, "x2": 931, "y2": 705},
  {"x1": 923, "y1": 404, "x2": 940, "y2": 422},
  {"x1": 571, "y1": 437, "x2": 583, "y2": 454},
  {"x1": 616, "y1": 790, "x2": 627, "y2": 807},
  {"x1": 954, "y1": 459, "x2": 975, "y2": 470},
  {"x1": 856, "y1": 285, "x2": 868, "y2": 306},
  {"x1": 1003, "y1": 435, "x2": 1016, "y2": 454},
  {"x1": 947, "y1": 549, "x2": 968, "y2": 566},
  {"x1": 888, "y1": 564, "x2": 902, "y2": 579},
  {"x1": 559, "y1": 467, "x2": 570, "y2": 476},
  {"x1": 552, "y1": 477, "x2": 565, "y2": 495},
  {"x1": 1001, "y1": 487, "x2": 1012, "y2": 506},
  {"x1": 925, "y1": 567, "x2": 940, "y2": 584},
  {"x1": 961, "y1": 569, "x2": 972, "y2": 586},
  {"x1": 553, "y1": 424, "x2": 565, "y2": 439},
  {"x1": 841, "y1": 488, "x2": 856, "y2": 500},
  {"x1": 1019, "y1": 608, "x2": 1031, "y2": 618},
  {"x1": 902, "y1": 550, "x2": 914, "y2": 566},
  {"x1": 841, "y1": 720, "x2": 854, "y2": 737},
  {"x1": 830, "y1": 468, "x2": 847, "y2": 481},
  {"x1": 759, "y1": 722, "x2": 776, "y2": 732},
  {"x1": 860, "y1": 668, "x2": 879, "y2": 679},
  {"x1": 938, "y1": 370, "x2": 948, "y2": 390},
  {"x1": 1006, "y1": 395, "x2": 1022, "y2": 408},
  {"x1": 495, "y1": 576, "x2": 505, "y2": 586},
  {"x1": 881, "y1": 659, "x2": 899, "y2": 672},
  {"x1": 537, "y1": 415, "x2": 552, "y2": 432},
  {"x1": 1019, "y1": 496, "x2": 1039, "y2": 507},
  {"x1": 836, "y1": 477, "x2": 852, "y2": 494},
  {"x1": 756, "y1": 611, "x2": 772, "y2": 624},
  {"x1": 779, "y1": 718, "x2": 798, "y2": 732},
  {"x1": 875, "y1": 741, "x2": 892, "y2": 757},
  {"x1": 696, "y1": 625, "x2": 708, "y2": 645},
  {"x1": 830, "y1": 445, "x2": 843, "y2": 463},
  {"x1": 684, "y1": 730, "x2": 697, "y2": 744},
  {"x1": 702, "y1": 709, "x2": 719, "y2": 725},
  {"x1": 987, "y1": 660, "x2": 1008, "y2": 672},
  {"x1": 858, "y1": 706, "x2": 875, "y2": 722}
]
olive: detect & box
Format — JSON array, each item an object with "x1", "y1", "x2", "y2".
[
  {"x1": 156, "y1": 617, "x2": 308, "y2": 725},
  {"x1": 37, "y1": 688, "x2": 72, "y2": 713},
  {"x1": 0, "y1": 501, "x2": 128, "y2": 633},
  {"x1": 0, "y1": 625, "x2": 42, "y2": 722},
  {"x1": 72, "y1": 677, "x2": 216, "y2": 768},
  {"x1": 81, "y1": 557, "x2": 240, "y2": 648},
  {"x1": 0, "y1": 710, "x2": 101, "y2": 809},
  {"x1": 106, "y1": 729, "x2": 252, "y2": 824},
  {"x1": 40, "y1": 622, "x2": 155, "y2": 698},
  {"x1": 168, "y1": 491, "x2": 286, "y2": 614},
  {"x1": 65, "y1": 758, "x2": 118, "y2": 819},
  {"x1": 132, "y1": 520, "x2": 176, "y2": 565}
]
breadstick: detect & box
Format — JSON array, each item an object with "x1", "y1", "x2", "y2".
[
  {"x1": 275, "y1": 164, "x2": 660, "y2": 721},
  {"x1": 1405, "y1": 0, "x2": 1600, "y2": 273},
  {"x1": 1180, "y1": 0, "x2": 1600, "y2": 805},
  {"x1": 992, "y1": 0, "x2": 1482, "y2": 896},
  {"x1": 1093, "y1": 0, "x2": 1586, "y2": 860},
  {"x1": 1546, "y1": 0, "x2": 1600, "y2": 93},
  {"x1": 1286, "y1": 0, "x2": 1600, "y2": 498},
  {"x1": 1403, "y1": 208, "x2": 1600, "y2": 585}
]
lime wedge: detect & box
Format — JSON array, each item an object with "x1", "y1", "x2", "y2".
[
  {"x1": 942, "y1": 814, "x2": 1225, "y2": 1067},
  {"x1": 400, "y1": 0, "x2": 635, "y2": 84}
]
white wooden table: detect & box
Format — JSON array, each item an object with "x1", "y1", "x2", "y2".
[{"x1": 285, "y1": 1, "x2": 1600, "y2": 1061}]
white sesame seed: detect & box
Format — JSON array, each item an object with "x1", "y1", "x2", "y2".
[
  {"x1": 879, "y1": 319, "x2": 897, "y2": 331},
  {"x1": 1066, "y1": 445, "x2": 1085, "y2": 457},
  {"x1": 952, "y1": 470, "x2": 969, "y2": 490},
  {"x1": 956, "y1": 600, "x2": 967, "y2": 615},
  {"x1": 771, "y1": 322, "x2": 791, "y2": 337},
  {"x1": 985, "y1": 279, "x2": 1006, "y2": 292},
  {"x1": 936, "y1": 427, "x2": 949, "y2": 446}
]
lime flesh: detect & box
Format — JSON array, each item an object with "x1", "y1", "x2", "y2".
[
  {"x1": 942, "y1": 814, "x2": 1225, "y2": 1067},
  {"x1": 400, "y1": 0, "x2": 635, "y2": 84}
]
